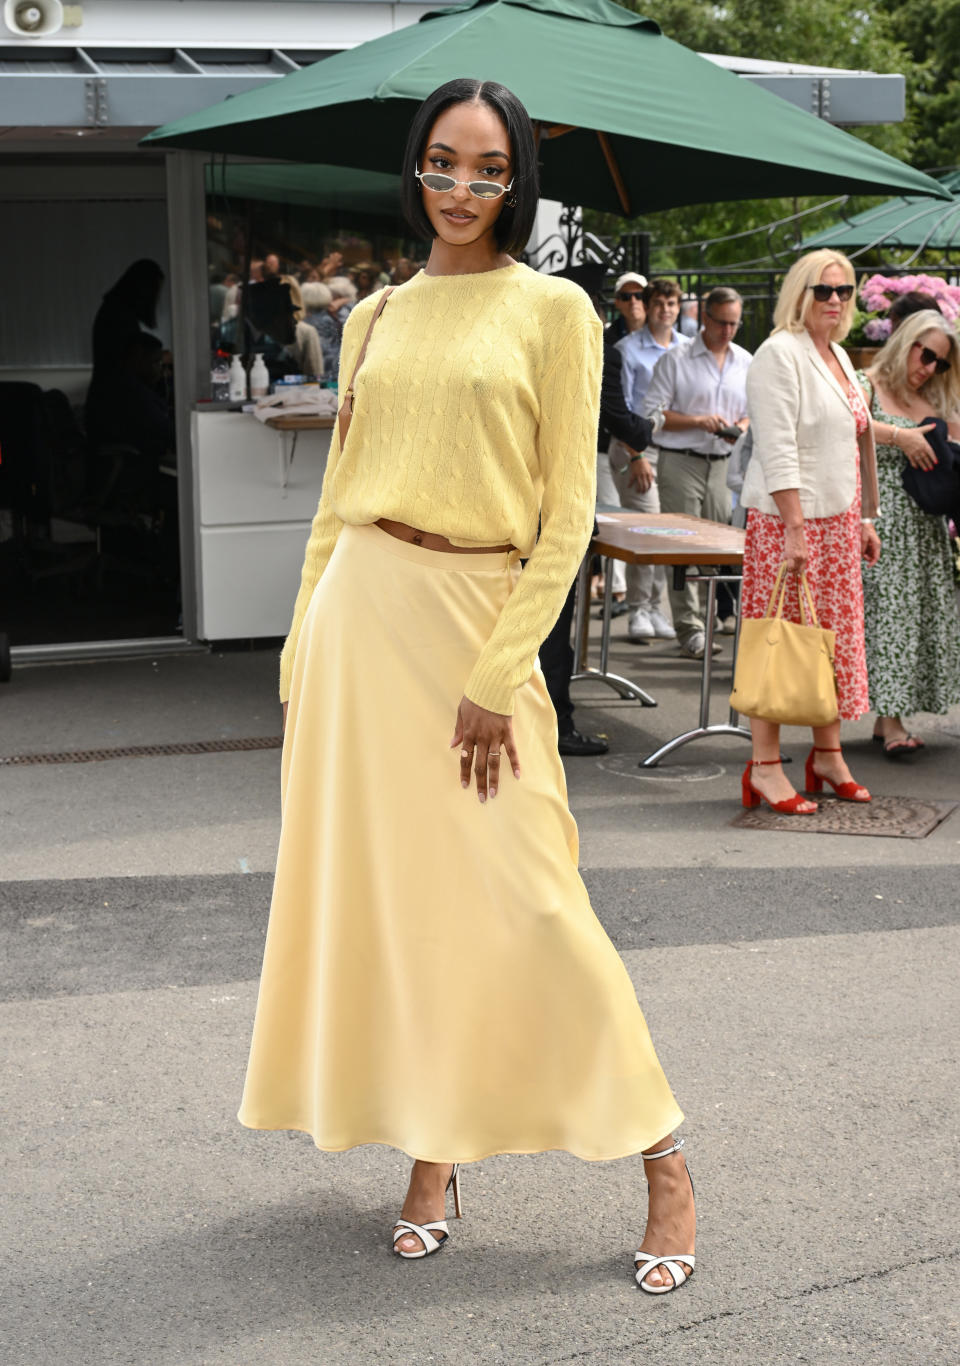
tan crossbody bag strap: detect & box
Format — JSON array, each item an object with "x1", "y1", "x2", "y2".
[{"x1": 337, "y1": 286, "x2": 395, "y2": 450}]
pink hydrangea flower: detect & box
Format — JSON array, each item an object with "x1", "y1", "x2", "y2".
[
  {"x1": 857, "y1": 272, "x2": 960, "y2": 325},
  {"x1": 864, "y1": 317, "x2": 893, "y2": 342}
]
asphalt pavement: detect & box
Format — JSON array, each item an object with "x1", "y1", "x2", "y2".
[{"x1": 2, "y1": 618, "x2": 958, "y2": 1365}]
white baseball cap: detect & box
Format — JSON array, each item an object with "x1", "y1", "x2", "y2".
[{"x1": 614, "y1": 271, "x2": 647, "y2": 293}]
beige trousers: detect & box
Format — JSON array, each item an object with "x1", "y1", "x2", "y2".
[
  {"x1": 609, "y1": 438, "x2": 665, "y2": 613},
  {"x1": 655, "y1": 447, "x2": 733, "y2": 638}
]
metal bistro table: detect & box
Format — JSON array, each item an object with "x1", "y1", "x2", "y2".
[{"x1": 572, "y1": 511, "x2": 751, "y2": 767}]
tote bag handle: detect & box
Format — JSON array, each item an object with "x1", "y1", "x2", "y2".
[{"x1": 763, "y1": 564, "x2": 821, "y2": 630}]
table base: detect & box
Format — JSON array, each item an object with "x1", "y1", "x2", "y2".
[
  {"x1": 641, "y1": 573, "x2": 751, "y2": 767},
  {"x1": 571, "y1": 552, "x2": 752, "y2": 766},
  {"x1": 571, "y1": 553, "x2": 657, "y2": 705}
]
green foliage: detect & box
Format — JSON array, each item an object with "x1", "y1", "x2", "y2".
[
  {"x1": 582, "y1": 0, "x2": 934, "y2": 267},
  {"x1": 876, "y1": 0, "x2": 960, "y2": 171}
]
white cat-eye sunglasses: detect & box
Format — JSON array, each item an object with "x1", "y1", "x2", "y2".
[{"x1": 415, "y1": 165, "x2": 516, "y2": 202}]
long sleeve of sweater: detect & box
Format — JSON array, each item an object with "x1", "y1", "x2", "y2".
[{"x1": 464, "y1": 320, "x2": 602, "y2": 713}]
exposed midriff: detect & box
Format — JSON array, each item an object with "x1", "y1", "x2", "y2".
[{"x1": 375, "y1": 518, "x2": 514, "y2": 554}]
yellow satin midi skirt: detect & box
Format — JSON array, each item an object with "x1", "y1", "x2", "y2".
[{"x1": 238, "y1": 522, "x2": 683, "y2": 1162}]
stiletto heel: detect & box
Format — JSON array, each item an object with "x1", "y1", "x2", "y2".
[
  {"x1": 634, "y1": 1137, "x2": 696, "y2": 1295},
  {"x1": 450, "y1": 1163, "x2": 463, "y2": 1219},
  {"x1": 805, "y1": 746, "x2": 871, "y2": 802},
  {"x1": 393, "y1": 1163, "x2": 462, "y2": 1259},
  {"x1": 741, "y1": 759, "x2": 817, "y2": 815}
]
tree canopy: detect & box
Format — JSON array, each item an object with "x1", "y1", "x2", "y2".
[
  {"x1": 582, "y1": 0, "x2": 956, "y2": 268},
  {"x1": 878, "y1": 0, "x2": 960, "y2": 172}
]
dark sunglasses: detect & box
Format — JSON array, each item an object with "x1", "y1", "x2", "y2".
[
  {"x1": 808, "y1": 283, "x2": 855, "y2": 303},
  {"x1": 617, "y1": 291, "x2": 644, "y2": 302},
  {"x1": 916, "y1": 343, "x2": 951, "y2": 374}
]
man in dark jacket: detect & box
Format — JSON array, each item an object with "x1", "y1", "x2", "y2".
[{"x1": 539, "y1": 329, "x2": 656, "y2": 756}]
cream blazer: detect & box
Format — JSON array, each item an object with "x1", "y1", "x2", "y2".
[{"x1": 742, "y1": 327, "x2": 879, "y2": 519}]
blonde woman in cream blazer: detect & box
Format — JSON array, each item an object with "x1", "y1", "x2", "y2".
[{"x1": 739, "y1": 250, "x2": 881, "y2": 814}]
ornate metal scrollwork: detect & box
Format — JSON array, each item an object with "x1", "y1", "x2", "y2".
[{"x1": 525, "y1": 204, "x2": 641, "y2": 280}]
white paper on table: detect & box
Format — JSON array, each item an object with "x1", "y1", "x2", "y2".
[{"x1": 253, "y1": 387, "x2": 337, "y2": 423}]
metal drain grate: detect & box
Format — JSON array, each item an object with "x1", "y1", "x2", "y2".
[
  {"x1": 0, "y1": 736, "x2": 284, "y2": 767},
  {"x1": 732, "y1": 794, "x2": 957, "y2": 839}
]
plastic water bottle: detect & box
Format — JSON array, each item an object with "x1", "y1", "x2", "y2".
[
  {"x1": 211, "y1": 350, "x2": 230, "y2": 402},
  {"x1": 249, "y1": 354, "x2": 269, "y2": 399},
  {"x1": 228, "y1": 354, "x2": 247, "y2": 402}
]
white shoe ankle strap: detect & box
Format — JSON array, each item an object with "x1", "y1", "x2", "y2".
[{"x1": 642, "y1": 1137, "x2": 685, "y2": 1160}]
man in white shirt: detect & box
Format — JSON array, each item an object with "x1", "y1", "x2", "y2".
[
  {"x1": 613, "y1": 277, "x2": 690, "y2": 642},
  {"x1": 642, "y1": 286, "x2": 751, "y2": 658}
]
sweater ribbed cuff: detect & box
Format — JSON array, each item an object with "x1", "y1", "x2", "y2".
[{"x1": 463, "y1": 658, "x2": 519, "y2": 717}]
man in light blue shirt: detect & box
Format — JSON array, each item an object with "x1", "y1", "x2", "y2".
[
  {"x1": 617, "y1": 288, "x2": 690, "y2": 415},
  {"x1": 612, "y1": 277, "x2": 690, "y2": 642}
]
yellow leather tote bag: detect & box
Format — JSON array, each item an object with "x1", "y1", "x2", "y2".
[{"x1": 730, "y1": 566, "x2": 839, "y2": 727}]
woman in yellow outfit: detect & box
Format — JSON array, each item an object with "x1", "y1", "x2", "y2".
[{"x1": 238, "y1": 79, "x2": 695, "y2": 1294}]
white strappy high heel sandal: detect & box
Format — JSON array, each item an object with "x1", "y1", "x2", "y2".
[
  {"x1": 392, "y1": 1163, "x2": 463, "y2": 1259},
  {"x1": 634, "y1": 1137, "x2": 696, "y2": 1295}
]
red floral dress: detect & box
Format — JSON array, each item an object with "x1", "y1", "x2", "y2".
[{"x1": 741, "y1": 382, "x2": 869, "y2": 721}]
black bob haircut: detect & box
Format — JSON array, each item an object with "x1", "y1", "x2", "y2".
[{"x1": 400, "y1": 78, "x2": 539, "y2": 257}]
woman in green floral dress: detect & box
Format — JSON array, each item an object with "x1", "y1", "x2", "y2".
[{"x1": 859, "y1": 309, "x2": 960, "y2": 754}]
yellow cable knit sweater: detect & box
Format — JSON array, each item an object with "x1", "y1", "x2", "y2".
[{"x1": 278, "y1": 261, "x2": 602, "y2": 714}]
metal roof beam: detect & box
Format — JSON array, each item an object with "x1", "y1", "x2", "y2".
[
  {"x1": 271, "y1": 49, "x2": 300, "y2": 72},
  {"x1": 173, "y1": 49, "x2": 204, "y2": 75},
  {"x1": 741, "y1": 73, "x2": 905, "y2": 126},
  {"x1": 0, "y1": 46, "x2": 907, "y2": 130},
  {"x1": 0, "y1": 63, "x2": 312, "y2": 126}
]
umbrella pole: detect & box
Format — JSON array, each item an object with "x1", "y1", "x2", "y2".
[
  {"x1": 596, "y1": 131, "x2": 632, "y2": 217},
  {"x1": 535, "y1": 121, "x2": 632, "y2": 217}
]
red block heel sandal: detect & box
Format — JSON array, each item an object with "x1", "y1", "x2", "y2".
[
  {"x1": 741, "y1": 759, "x2": 818, "y2": 815},
  {"x1": 804, "y1": 747, "x2": 871, "y2": 803}
]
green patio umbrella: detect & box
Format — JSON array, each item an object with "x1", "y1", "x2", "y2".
[
  {"x1": 145, "y1": 0, "x2": 949, "y2": 215},
  {"x1": 803, "y1": 170, "x2": 960, "y2": 256},
  {"x1": 205, "y1": 161, "x2": 402, "y2": 216}
]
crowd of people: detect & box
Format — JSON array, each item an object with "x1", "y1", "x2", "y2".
[
  {"x1": 580, "y1": 249, "x2": 960, "y2": 805},
  {"x1": 90, "y1": 249, "x2": 959, "y2": 782},
  {"x1": 210, "y1": 251, "x2": 424, "y2": 382},
  {"x1": 203, "y1": 244, "x2": 960, "y2": 782}
]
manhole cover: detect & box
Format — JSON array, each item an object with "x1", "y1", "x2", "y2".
[
  {"x1": 0, "y1": 736, "x2": 284, "y2": 767},
  {"x1": 598, "y1": 755, "x2": 725, "y2": 782},
  {"x1": 731, "y1": 795, "x2": 957, "y2": 839}
]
